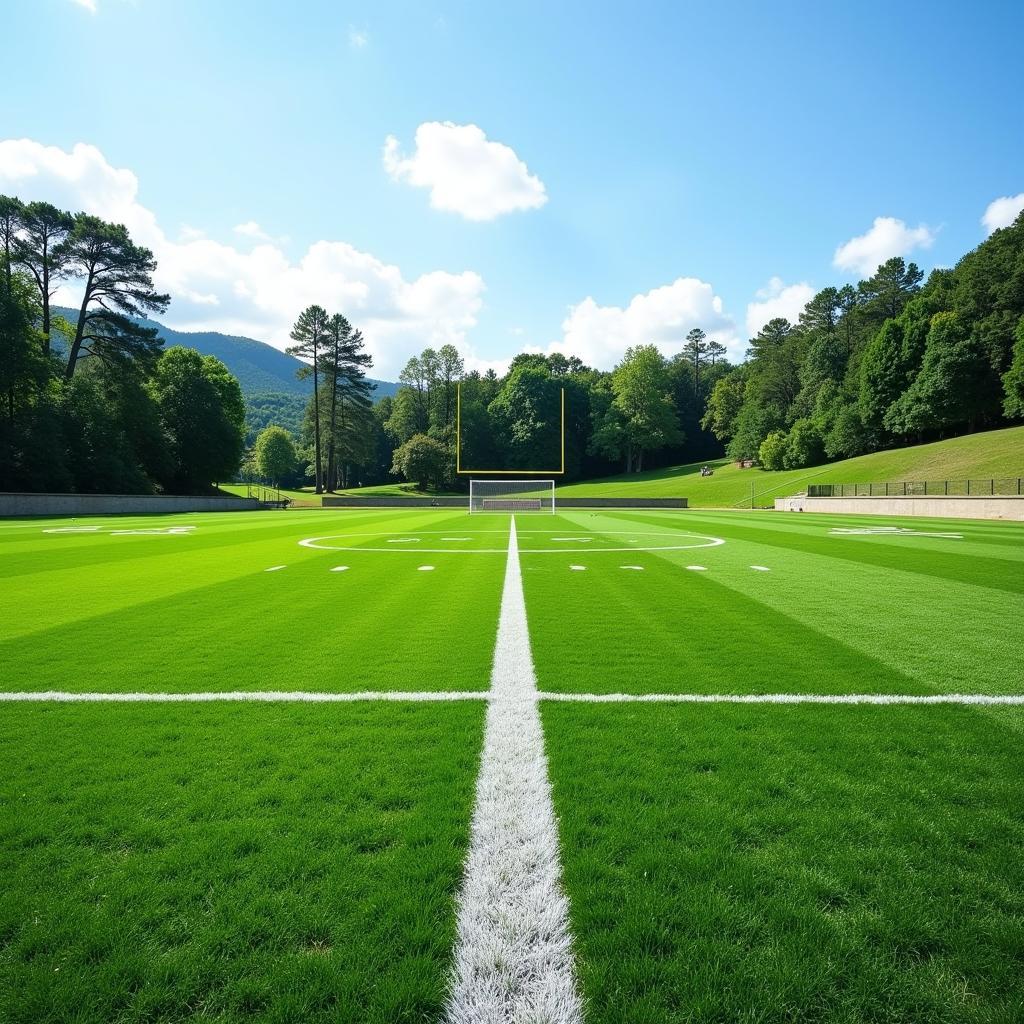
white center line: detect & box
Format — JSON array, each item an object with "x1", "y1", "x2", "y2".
[{"x1": 444, "y1": 517, "x2": 584, "y2": 1024}]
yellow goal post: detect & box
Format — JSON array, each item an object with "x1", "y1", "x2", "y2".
[{"x1": 455, "y1": 384, "x2": 565, "y2": 475}]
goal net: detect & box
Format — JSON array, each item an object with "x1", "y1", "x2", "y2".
[{"x1": 469, "y1": 479, "x2": 555, "y2": 514}]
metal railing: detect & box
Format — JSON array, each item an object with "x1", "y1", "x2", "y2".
[{"x1": 807, "y1": 479, "x2": 1023, "y2": 498}]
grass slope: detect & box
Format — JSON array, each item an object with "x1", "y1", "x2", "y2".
[
  {"x1": 556, "y1": 426, "x2": 1024, "y2": 506},
  {"x1": 0, "y1": 701, "x2": 482, "y2": 1023},
  {"x1": 219, "y1": 483, "x2": 326, "y2": 506}
]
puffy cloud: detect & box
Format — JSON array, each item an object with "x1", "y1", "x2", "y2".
[
  {"x1": 233, "y1": 220, "x2": 271, "y2": 241},
  {"x1": 348, "y1": 26, "x2": 368, "y2": 49},
  {"x1": 981, "y1": 193, "x2": 1024, "y2": 235},
  {"x1": 0, "y1": 138, "x2": 486, "y2": 378},
  {"x1": 549, "y1": 277, "x2": 740, "y2": 369},
  {"x1": 833, "y1": 216, "x2": 936, "y2": 277},
  {"x1": 69, "y1": 0, "x2": 97, "y2": 12},
  {"x1": 745, "y1": 277, "x2": 814, "y2": 336},
  {"x1": 383, "y1": 121, "x2": 547, "y2": 221}
]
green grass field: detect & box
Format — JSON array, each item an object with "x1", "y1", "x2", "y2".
[{"x1": 2, "y1": 506, "x2": 1022, "y2": 1021}]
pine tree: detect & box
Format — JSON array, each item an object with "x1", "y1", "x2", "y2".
[
  {"x1": 287, "y1": 305, "x2": 330, "y2": 493},
  {"x1": 683, "y1": 328, "x2": 709, "y2": 395},
  {"x1": 63, "y1": 215, "x2": 170, "y2": 378},
  {"x1": 13, "y1": 201, "x2": 74, "y2": 355}
]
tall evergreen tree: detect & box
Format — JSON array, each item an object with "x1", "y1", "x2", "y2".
[
  {"x1": 320, "y1": 313, "x2": 373, "y2": 490},
  {"x1": 63, "y1": 215, "x2": 170, "y2": 378},
  {"x1": 858, "y1": 257, "x2": 924, "y2": 322},
  {"x1": 683, "y1": 328, "x2": 709, "y2": 395},
  {"x1": 0, "y1": 195, "x2": 24, "y2": 299},
  {"x1": 287, "y1": 304, "x2": 330, "y2": 493},
  {"x1": 13, "y1": 201, "x2": 74, "y2": 355}
]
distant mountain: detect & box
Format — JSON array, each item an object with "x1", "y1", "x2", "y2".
[{"x1": 53, "y1": 307, "x2": 399, "y2": 401}]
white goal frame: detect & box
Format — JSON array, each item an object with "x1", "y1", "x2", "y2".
[{"x1": 469, "y1": 479, "x2": 556, "y2": 514}]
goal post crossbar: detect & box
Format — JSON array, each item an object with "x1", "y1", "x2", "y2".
[
  {"x1": 456, "y1": 384, "x2": 566, "y2": 475},
  {"x1": 469, "y1": 479, "x2": 556, "y2": 514}
]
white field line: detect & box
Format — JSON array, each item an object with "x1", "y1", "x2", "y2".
[
  {"x1": 2, "y1": 691, "x2": 1022, "y2": 706},
  {"x1": 0, "y1": 690, "x2": 489, "y2": 703},
  {"x1": 538, "y1": 692, "x2": 1024, "y2": 705},
  {"x1": 444, "y1": 517, "x2": 584, "y2": 1024}
]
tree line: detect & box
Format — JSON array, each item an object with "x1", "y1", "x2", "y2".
[
  {"x1": 252, "y1": 333, "x2": 736, "y2": 492},
  {"x1": 0, "y1": 194, "x2": 245, "y2": 493},
  {"x1": 275, "y1": 214, "x2": 1022, "y2": 493},
  {"x1": 703, "y1": 213, "x2": 1024, "y2": 470},
  {"x1": 7, "y1": 190, "x2": 1022, "y2": 498}
]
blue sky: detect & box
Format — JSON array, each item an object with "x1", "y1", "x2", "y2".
[{"x1": 2, "y1": 0, "x2": 1023, "y2": 377}]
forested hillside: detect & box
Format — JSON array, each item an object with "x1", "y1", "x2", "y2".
[
  {"x1": 368, "y1": 216, "x2": 1023, "y2": 494},
  {"x1": 703, "y1": 214, "x2": 1024, "y2": 470}
]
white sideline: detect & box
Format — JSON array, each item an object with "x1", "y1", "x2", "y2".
[
  {"x1": 444, "y1": 518, "x2": 584, "y2": 1024},
  {"x1": 2, "y1": 691, "x2": 1022, "y2": 706}
]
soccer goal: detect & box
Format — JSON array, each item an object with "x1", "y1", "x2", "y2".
[{"x1": 469, "y1": 479, "x2": 556, "y2": 514}]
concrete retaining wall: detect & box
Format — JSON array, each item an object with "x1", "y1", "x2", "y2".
[
  {"x1": 0, "y1": 492, "x2": 262, "y2": 517},
  {"x1": 557, "y1": 497, "x2": 686, "y2": 509},
  {"x1": 323, "y1": 496, "x2": 467, "y2": 508},
  {"x1": 775, "y1": 495, "x2": 1024, "y2": 520},
  {"x1": 322, "y1": 496, "x2": 687, "y2": 510}
]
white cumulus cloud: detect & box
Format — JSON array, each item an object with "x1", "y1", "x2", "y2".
[
  {"x1": 549, "y1": 278, "x2": 739, "y2": 369},
  {"x1": 232, "y1": 220, "x2": 271, "y2": 241},
  {"x1": 981, "y1": 193, "x2": 1024, "y2": 235},
  {"x1": 383, "y1": 121, "x2": 547, "y2": 221},
  {"x1": 69, "y1": 0, "x2": 97, "y2": 12},
  {"x1": 833, "y1": 216, "x2": 936, "y2": 277},
  {"x1": 745, "y1": 277, "x2": 815, "y2": 336},
  {"x1": 348, "y1": 26, "x2": 369, "y2": 49},
  {"x1": 0, "y1": 139, "x2": 487, "y2": 378}
]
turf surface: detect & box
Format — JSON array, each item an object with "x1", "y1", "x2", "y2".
[
  {"x1": 544, "y1": 701, "x2": 1024, "y2": 1023},
  {"x1": 0, "y1": 701, "x2": 484, "y2": 1023},
  {"x1": 2, "y1": 505, "x2": 1022, "y2": 1022},
  {"x1": 0, "y1": 510, "x2": 504, "y2": 692},
  {"x1": 522, "y1": 510, "x2": 1024, "y2": 695}
]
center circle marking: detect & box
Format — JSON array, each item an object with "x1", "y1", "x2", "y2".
[{"x1": 298, "y1": 531, "x2": 725, "y2": 554}]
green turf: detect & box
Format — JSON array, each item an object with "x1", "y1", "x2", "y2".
[
  {"x1": 554, "y1": 425, "x2": 1024, "y2": 506},
  {"x1": 0, "y1": 509, "x2": 504, "y2": 692},
  {"x1": 544, "y1": 701, "x2": 1024, "y2": 1024},
  {"x1": 521, "y1": 510, "x2": 1024, "y2": 695},
  {"x1": 0, "y1": 700, "x2": 484, "y2": 1024},
  {"x1": 3, "y1": 505, "x2": 1023, "y2": 1021}
]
